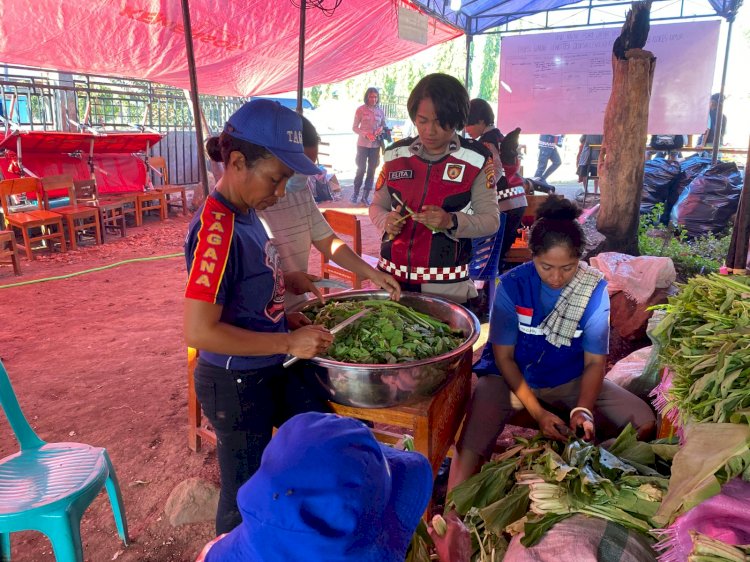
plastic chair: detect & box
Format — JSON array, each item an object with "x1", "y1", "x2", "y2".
[{"x1": 0, "y1": 360, "x2": 128, "y2": 561}]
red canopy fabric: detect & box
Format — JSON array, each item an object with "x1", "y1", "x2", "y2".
[
  {"x1": 0, "y1": 131, "x2": 163, "y2": 154},
  {"x1": 0, "y1": 1, "x2": 461, "y2": 97},
  {"x1": 0, "y1": 131, "x2": 162, "y2": 194}
]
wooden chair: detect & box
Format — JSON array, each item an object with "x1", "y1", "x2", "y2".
[
  {"x1": 151, "y1": 156, "x2": 188, "y2": 216},
  {"x1": 320, "y1": 209, "x2": 379, "y2": 289},
  {"x1": 73, "y1": 179, "x2": 127, "y2": 241},
  {"x1": 0, "y1": 178, "x2": 67, "y2": 260},
  {"x1": 0, "y1": 230, "x2": 22, "y2": 275},
  {"x1": 40, "y1": 175, "x2": 101, "y2": 251},
  {"x1": 136, "y1": 190, "x2": 167, "y2": 224}
]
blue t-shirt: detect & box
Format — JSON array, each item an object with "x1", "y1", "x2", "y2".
[
  {"x1": 476, "y1": 262, "x2": 610, "y2": 388},
  {"x1": 185, "y1": 191, "x2": 287, "y2": 369},
  {"x1": 489, "y1": 279, "x2": 610, "y2": 355}
]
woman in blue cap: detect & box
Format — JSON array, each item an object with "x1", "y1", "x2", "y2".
[
  {"x1": 184, "y1": 99, "x2": 335, "y2": 534},
  {"x1": 197, "y1": 412, "x2": 434, "y2": 562}
]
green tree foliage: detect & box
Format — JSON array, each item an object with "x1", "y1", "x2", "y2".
[
  {"x1": 305, "y1": 36, "x2": 467, "y2": 108},
  {"x1": 478, "y1": 34, "x2": 500, "y2": 101}
]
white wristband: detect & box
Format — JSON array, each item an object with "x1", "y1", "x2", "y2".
[{"x1": 570, "y1": 406, "x2": 594, "y2": 420}]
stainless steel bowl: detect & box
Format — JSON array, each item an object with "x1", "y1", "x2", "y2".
[{"x1": 292, "y1": 290, "x2": 480, "y2": 408}]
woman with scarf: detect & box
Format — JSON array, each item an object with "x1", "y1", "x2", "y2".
[{"x1": 448, "y1": 196, "x2": 655, "y2": 491}]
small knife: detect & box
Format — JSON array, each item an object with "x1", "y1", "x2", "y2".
[
  {"x1": 391, "y1": 191, "x2": 440, "y2": 234},
  {"x1": 282, "y1": 308, "x2": 370, "y2": 368}
]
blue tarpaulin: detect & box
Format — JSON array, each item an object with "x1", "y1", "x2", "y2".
[{"x1": 412, "y1": 0, "x2": 742, "y2": 34}]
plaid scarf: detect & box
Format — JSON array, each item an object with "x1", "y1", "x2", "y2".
[{"x1": 538, "y1": 262, "x2": 604, "y2": 348}]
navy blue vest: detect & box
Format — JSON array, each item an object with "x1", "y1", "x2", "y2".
[{"x1": 475, "y1": 262, "x2": 603, "y2": 388}]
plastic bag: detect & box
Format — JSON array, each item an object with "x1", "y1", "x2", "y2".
[
  {"x1": 670, "y1": 161, "x2": 742, "y2": 237},
  {"x1": 506, "y1": 514, "x2": 656, "y2": 562},
  {"x1": 605, "y1": 346, "x2": 653, "y2": 400},
  {"x1": 654, "y1": 478, "x2": 750, "y2": 562},
  {"x1": 640, "y1": 158, "x2": 681, "y2": 220},
  {"x1": 590, "y1": 252, "x2": 676, "y2": 304},
  {"x1": 677, "y1": 155, "x2": 712, "y2": 192}
]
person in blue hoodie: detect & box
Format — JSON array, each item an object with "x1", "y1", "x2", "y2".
[
  {"x1": 448, "y1": 196, "x2": 655, "y2": 491},
  {"x1": 196, "y1": 412, "x2": 433, "y2": 562}
]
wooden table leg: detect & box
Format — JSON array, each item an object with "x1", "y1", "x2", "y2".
[{"x1": 187, "y1": 347, "x2": 201, "y2": 452}]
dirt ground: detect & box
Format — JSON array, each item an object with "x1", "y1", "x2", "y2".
[
  {"x1": 0, "y1": 187, "x2": 638, "y2": 561},
  {"x1": 0, "y1": 193, "x2": 398, "y2": 562}
]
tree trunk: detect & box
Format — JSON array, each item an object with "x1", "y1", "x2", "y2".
[
  {"x1": 596, "y1": 48, "x2": 656, "y2": 256},
  {"x1": 725, "y1": 137, "x2": 750, "y2": 273}
]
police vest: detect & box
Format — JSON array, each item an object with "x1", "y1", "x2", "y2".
[{"x1": 377, "y1": 138, "x2": 489, "y2": 284}]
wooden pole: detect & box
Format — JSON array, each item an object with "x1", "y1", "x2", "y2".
[
  {"x1": 180, "y1": 0, "x2": 209, "y2": 198},
  {"x1": 725, "y1": 136, "x2": 750, "y2": 274},
  {"x1": 596, "y1": 48, "x2": 656, "y2": 255},
  {"x1": 296, "y1": 0, "x2": 307, "y2": 115}
]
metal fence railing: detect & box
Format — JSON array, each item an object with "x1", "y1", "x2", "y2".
[{"x1": 0, "y1": 65, "x2": 245, "y2": 185}]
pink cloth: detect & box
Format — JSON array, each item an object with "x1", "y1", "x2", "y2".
[
  {"x1": 654, "y1": 478, "x2": 750, "y2": 562},
  {"x1": 0, "y1": 1, "x2": 459, "y2": 97}
]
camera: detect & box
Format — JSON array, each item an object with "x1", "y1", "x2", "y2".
[{"x1": 376, "y1": 127, "x2": 392, "y2": 144}]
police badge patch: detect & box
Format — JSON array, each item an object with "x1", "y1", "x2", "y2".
[{"x1": 442, "y1": 163, "x2": 465, "y2": 182}]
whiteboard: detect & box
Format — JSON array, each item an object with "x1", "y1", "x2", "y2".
[{"x1": 497, "y1": 20, "x2": 721, "y2": 135}]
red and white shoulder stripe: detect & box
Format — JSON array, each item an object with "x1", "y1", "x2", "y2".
[{"x1": 185, "y1": 197, "x2": 235, "y2": 304}]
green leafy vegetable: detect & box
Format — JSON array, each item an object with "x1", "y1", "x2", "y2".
[
  {"x1": 651, "y1": 274, "x2": 750, "y2": 426},
  {"x1": 305, "y1": 300, "x2": 465, "y2": 364}
]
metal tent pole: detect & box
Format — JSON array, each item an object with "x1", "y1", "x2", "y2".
[
  {"x1": 296, "y1": 0, "x2": 307, "y2": 115},
  {"x1": 711, "y1": 15, "x2": 734, "y2": 165},
  {"x1": 180, "y1": 0, "x2": 210, "y2": 197}
]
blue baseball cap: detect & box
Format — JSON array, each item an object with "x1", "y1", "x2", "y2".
[
  {"x1": 224, "y1": 99, "x2": 320, "y2": 176},
  {"x1": 205, "y1": 412, "x2": 433, "y2": 562}
]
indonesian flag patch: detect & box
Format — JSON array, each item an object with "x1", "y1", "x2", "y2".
[
  {"x1": 442, "y1": 163, "x2": 465, "y2": 182},
  {"x1": 515, "y1": 305, "x2": 533, "y2": 325}
]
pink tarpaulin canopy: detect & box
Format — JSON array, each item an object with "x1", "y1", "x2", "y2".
[
  {"x1": 0, "y1": 0, "x2": 461, "y2": 97},
  {"x1": 0, "y1": 131, "x2": 163, "y2": 194}
]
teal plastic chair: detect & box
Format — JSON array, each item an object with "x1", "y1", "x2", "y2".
[{"x1": 0, "y1": 360, "x2": 128, "y2": 561}]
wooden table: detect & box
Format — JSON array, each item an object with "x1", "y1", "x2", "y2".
[
  {"x1": 504, "y1": 240, "x2": 532, "y2": 264},
  {"x1": 187, "y1": 348, "x2": 472, "y2": 479}
]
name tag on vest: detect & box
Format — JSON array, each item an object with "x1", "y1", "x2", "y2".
[
  {"x1": 388, "y1": 170, "x2": 413, "y2": 181},
  {"x1": 519, "y1": 324, "x2": 583, "y2": 338},
  {"x1": 443, "y1": 163, "x2": 465, "y2": 182}
]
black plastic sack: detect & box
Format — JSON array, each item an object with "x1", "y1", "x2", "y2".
[
  {"x1": 678, "y1": 154, "x2": 712, "y2": 192},
  {"x1": 640, "y1": 158, "x2": 681, "y2": 219},
  {"x1": 312, "y1": 176, "x2": 333, "y2": 203},
  {"x1": 671, "y1": 161, "x2": 743, "y2": 237}
]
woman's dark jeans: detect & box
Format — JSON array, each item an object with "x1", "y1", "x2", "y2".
[{"x1": 194, "y1": 358, "x2": 331, "y2": 534}]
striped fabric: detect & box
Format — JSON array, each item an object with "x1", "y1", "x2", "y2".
[
  {"x1": 538, "y1": 263, "x2": 604, "y2": 347},
  {"x1": 378, "y1": 258, "x2": 469, "y2": 282}
]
